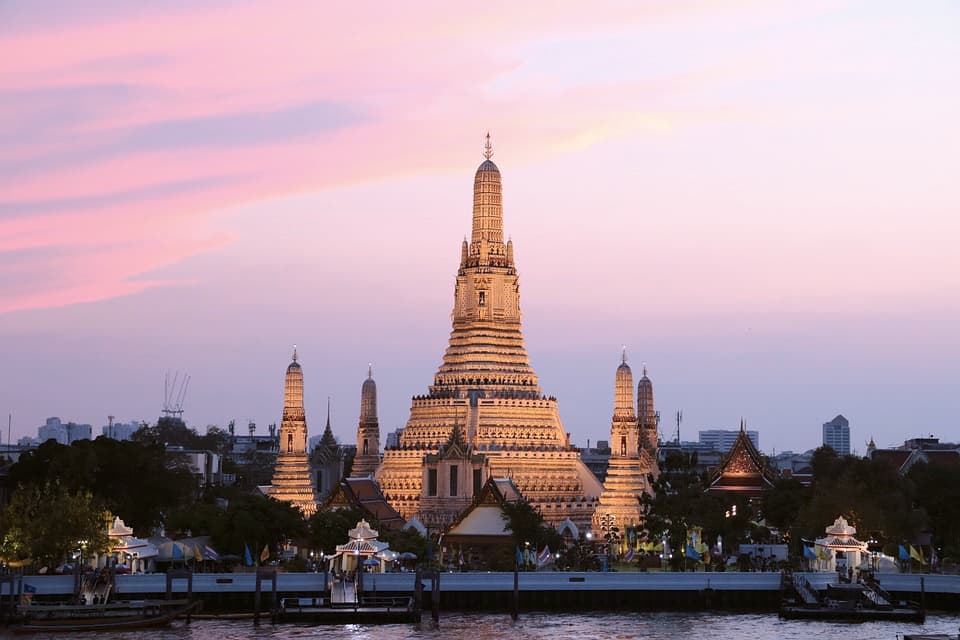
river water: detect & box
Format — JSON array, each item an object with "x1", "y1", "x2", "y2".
[{"x1": 6, "y1": 612, "x2": 959, "y2": 640}]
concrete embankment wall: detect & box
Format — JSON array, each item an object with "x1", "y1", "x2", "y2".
[{"x1": 3, "y1": 572, "x2": 958, "y2": 612}]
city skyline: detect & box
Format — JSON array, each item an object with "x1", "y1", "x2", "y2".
[{"x1": 1, "y1": 2, "x2": 958, "y2": 453}]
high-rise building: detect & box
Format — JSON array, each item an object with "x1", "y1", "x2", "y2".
[
  {"x1": 376, "y1": 136, "x2": 602, "y2": 530},
  {"x1": 102, "y1": 420, "x2": 139, "y2": 441},
  {"x1": 264, "y1": 348, "x2": 318, "y2": 516},
  {"x1": 593, "y1": 352, "x2": 658, "y2": 533},
  {"x1": 822, "y1": 414, "x2": 850, "y2": 456},
  {"x1": 37, "y1": 417, "x2": 92, "y2": 445},
  {"x1": 351, "y1": 366, "x2": 381, "y2": 478},
  {"x1": 699, "y1": 429, "x2": 759, "y2": 453}
]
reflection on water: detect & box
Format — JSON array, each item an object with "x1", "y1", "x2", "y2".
[{"x1": 5, "y1": 612, "x2": 959, "y2": 640}]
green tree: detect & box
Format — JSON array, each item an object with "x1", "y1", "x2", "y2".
[
  {"x1": 908, "y1": 462, "x2": 960, "y2": 561},
  {"x1": 641, "y1": 454, "x2": 727, "y2": 569},
  {"x1": 6, "y1": 438, "x2": 196, "y2": 535},
  {"x1": 0, "y1": 481, "x2": 109, "y2": 568},
  {"x1": 306, "y1": 507, "x2": 371, "y2": 556},
  {"x1": 797, "y1": 450, "x2": 922, "y2": 548},
  {"x1": 500, "y1": 499, "x2": 561, "y2": 569},
  {"x1": 211, "y1": 495, "x2": 306, "y2": 559}
]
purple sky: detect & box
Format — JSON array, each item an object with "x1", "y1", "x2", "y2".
[{"x1": 1, "y1": 1, "x2": 958, "y2": 453}]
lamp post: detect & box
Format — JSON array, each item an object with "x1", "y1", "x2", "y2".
[{"x1": 585, "y1": 532, "x2": 594, "y2": 571}]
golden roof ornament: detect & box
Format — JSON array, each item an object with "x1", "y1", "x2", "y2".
[{"x1": 484, "y1": 131, "x2": 493, "y2": 160}]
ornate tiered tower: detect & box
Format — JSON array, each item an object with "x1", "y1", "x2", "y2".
[
  {"x1": 593, "y1": 352, "x2": 657, "y2": 533},
  {"x1": 266, "y1": 347, "x2": 318, "y2": 516},
  {"x1": 351, "y1": 366, "x2": 381, "y2": 478},
  {"x1": 376, "y1": 135, "x2": 603, "y2": 530},
  {"x1": 637, "y1": 365, "x2": 658, "y2": 454}
]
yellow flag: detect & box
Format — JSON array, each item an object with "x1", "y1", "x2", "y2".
[
  {"x1": 194, "y1": 545, "x2": 204, "y2": 562},
  {"x1": 909, "y1": 545, "x2": 926, "y2": 564},
  {"x1": 260, "y1": 544, "x2": 270, "y2": 563}
]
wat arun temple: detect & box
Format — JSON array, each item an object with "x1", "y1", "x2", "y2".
[{"x1": 265, "y1": 136, "x2": 659, "y2": 532}]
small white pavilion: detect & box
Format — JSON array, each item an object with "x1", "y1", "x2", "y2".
[
  {"x1": 332, "y1": 519, "x2": 391, "y2": 573},
  {"x1": 814, "y1": 515, "x2": 868, "y2": 573},
  {"x1": 103, "y1": 517, "x2": 158, "y2": 573}
]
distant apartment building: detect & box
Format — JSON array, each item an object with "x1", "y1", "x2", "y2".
[
  {"x1": 102, "y1": 420, "x2": 140, "y2": 441},
  {"x1": 37, "y1": 417, "x2": 92, "y2": 445},
  {"x1": 385, "y1": 428, "x2": 404, "y2": 450},
  {"x1": 699, "y1": 429, "x2": 759, "y2": 453},
  {"x1": 580, "y1": 439, "x2": 611, "y2": 482},
  {"x1": 822, "y1": 414, "x2": 850, "y2": 456},
  {"x1": 166, "y1": 445, "x2": 223, "y2": 487}
]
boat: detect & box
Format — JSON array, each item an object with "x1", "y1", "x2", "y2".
[
  {"x1": 9, "y1": 598, "x2": 201, "y2": 633},
  {"x1": 780, "y1": 572, "x2": 924, "y2": 623},
  {"x1": 9, "y1": 566, "x2": 200, "y2": 633}
]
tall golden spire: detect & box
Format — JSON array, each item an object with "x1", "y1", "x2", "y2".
[{"x1": 471, "y1": 132, "x2": 504, "y2": 248}]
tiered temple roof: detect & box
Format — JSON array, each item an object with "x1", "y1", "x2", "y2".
[
  {"x1": 706, "y1": 421, "x2": 776, "y2": 498},
  {"x1": 376, "y1": 136, "x2": 602, "y2": 529}
]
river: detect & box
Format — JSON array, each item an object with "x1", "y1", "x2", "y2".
[{"x1": 5, "y1": 612, "x2": 958, "y2": 640}]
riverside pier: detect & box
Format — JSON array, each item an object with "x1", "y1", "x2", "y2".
[{"x1": 3, "y1": 572, "x2": 959, "y2": 615}]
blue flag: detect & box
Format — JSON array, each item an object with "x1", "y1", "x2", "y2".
[
  {"x1": 516, "y1": 546, "x2": 524, "y2": 566},
  {"x1": 685, "y1": 545, "x2": 702, "y2": 561},
  {"x1": 803, "y1": 545, "x2": 816, "y2": 560},
  {"x1": 244, "y1": 543, "x2": 254, "y2": 567},
  {"x1": 898, "y1": 544, "x2": 909, "y2": 561},
  {"x1": 172, "y1": 543, "x2": 184, "y2": 560}
]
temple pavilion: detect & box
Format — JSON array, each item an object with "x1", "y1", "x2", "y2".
[
  {"x1": 813, "y1": 515, "x2": 868, "y2": 574},
  {"x1": 706, "y1": 421, "x2": 776, "y2": 498},
  {"x1": 332, "y1": 519, "x2": 392, "y2": 573}
]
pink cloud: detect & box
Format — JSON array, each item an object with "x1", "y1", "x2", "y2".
[{"x1": 0, "y1": 1, "x2": 837, "y2": 313}]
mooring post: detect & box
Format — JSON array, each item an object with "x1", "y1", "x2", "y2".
[
  {"x1": 254, "y1": 570, "x2": 262, "y2": 625},
  {"x1": 413, "y1": 567, "x2": 423, "y2": 621},
  {"x1": 920, "y1": 576, "x2": 925, "y2": 622},
  {"x1": 431, "y1": 570, "x2": 440, "y2": 622},
  {"x1": 511, "y1": 563, "x2": 519, "y2": 620},
  {"x1": 322, "y1": 560, "x2": 328, "y2": 604}
]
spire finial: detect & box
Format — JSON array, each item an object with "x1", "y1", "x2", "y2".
[
  {"x1": 368, "y1": 362, "x2": 373, "y2": 379},
  {"x1": 292, "y1": 344, "x2": 298, "y2": 362},
  {"x1": 642, "y1": 361, "x2": 648, "y2": 377},
  {"x1": 621, "y1": 345, "x2": 627, "y2": 365},
  {"x1": 740, "y1": 417, "x2": 745, "y2": 432},
  {"x1": 484, "y1": 131, "x2": 493, "y2": 160},
  {"x1": 326, "y1": 396, "x2": 331, "y2": 428}
]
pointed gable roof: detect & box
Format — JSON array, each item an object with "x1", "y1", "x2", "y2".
[
  {"x1": 444, "y1": 477, "x2": 523, "y2": 544},
  {"x1": 706, "y1": 423, "x2": 776, "y2": 497},
  {"x1": 319, "y1": 477, "x2": 406, "y2": 530}
]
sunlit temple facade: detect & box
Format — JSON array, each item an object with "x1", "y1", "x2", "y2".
[
  {"x1": 375, "y1": 136, "x2": 603, "y2": 530},
  {"x1": 264, "y1": 348, "x2": 319, "y2": 516},
  {"x1": 592, "y1": 353, "x2": 659, "y2": 533}
]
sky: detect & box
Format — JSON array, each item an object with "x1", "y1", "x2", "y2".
[{"x1": 1, "y1": 1, "x2": 958, "y2": 454}]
